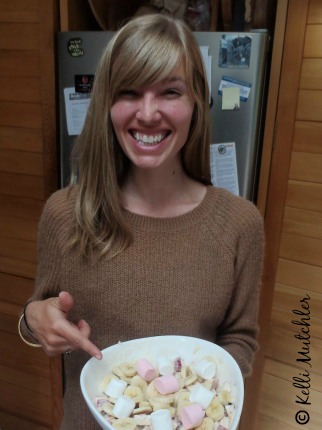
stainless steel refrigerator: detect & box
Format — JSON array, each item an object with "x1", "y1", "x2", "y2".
[{"x1": 57, "y1": 30, "x2": 268, "y2": 201}]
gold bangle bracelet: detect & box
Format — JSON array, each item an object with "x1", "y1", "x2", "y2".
[{"x1": 17, "y1": 314, "x2": 42, "y2": 348}]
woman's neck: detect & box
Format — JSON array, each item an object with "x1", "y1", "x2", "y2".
[{"x1": 121, "y1": 166, "x2": 207, "y2": 218}]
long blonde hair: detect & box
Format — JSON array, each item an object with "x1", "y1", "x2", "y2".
[{"x1": 70, "y1": 13, "x2": 211, "y2": 258}]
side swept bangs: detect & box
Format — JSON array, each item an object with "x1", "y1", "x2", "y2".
[{"x1": 109, "y1": 21, "x2": 189, "y2": 99}]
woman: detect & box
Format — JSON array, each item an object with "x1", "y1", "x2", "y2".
[{"x1": 19, "y1": 14, "x2": 264, "y2": 428}]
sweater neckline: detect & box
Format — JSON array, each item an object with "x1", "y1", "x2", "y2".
[{"x1": 123, "y1": 185, "x2": 218, "y2": 230}]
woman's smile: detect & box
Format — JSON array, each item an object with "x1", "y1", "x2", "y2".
[{"x1": 131, "y1": 130, "x2": 169, "y2": 146}]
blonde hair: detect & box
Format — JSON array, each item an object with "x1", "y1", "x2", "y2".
[{"x1": 70, "y1": 13, "x2": 211, "y2": 258}]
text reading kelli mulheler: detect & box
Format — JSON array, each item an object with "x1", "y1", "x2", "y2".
[{"x1": 291, "y1": 294, "x2": 312, "y2": 426}]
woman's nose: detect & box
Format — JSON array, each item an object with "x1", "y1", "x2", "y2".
[{"x1": 136, "y1": 94, "x2": 161, "y2": 122}]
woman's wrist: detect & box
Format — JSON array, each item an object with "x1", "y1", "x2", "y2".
[{"x1": 18, "y1": 302, "x2": 42, "y2": 348}]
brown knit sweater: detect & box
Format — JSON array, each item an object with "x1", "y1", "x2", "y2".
[{"x1": 31, "y1": 185, "x2": 264, "y2": 429}]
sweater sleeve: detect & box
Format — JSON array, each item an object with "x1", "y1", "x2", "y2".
[
  {"x1": 216, "y1": 201, "x2": 265, "y2": 377},
  {"x1": 30, "y1": 190, "x2": 71, "y2": 301}
]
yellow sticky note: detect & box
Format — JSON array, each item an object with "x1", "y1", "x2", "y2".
[{"x1": 222, "y1": 87, "x2": 240, "y2": 110}]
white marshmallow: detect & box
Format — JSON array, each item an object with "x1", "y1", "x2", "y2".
[
  {"x1": 151, "y1": 409, "x2": 173, "y2": 430},
  {"x1": 189, "y1": 384, "x2": 215, "y2": 409},
  {"x1": 157, "y1": 356, "x2": 174, "y2": 376},
  {"x1": 195, "y1": 359, "x2": 217, "y2": 379},
  {"x1": 104, "y1": 378, "x2": 127, "y2": 398},
  {"x1": 113, "y1": 395, "x2": 135, "y2": 418}
]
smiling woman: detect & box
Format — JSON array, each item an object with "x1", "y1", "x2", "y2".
[{"x1": 18, "y1": 13, "x2": 264, "y2": 430}]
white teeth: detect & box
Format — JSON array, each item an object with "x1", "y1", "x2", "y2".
[{"x1": 133, "y1": 132, "x2": 165, "y2": 145}]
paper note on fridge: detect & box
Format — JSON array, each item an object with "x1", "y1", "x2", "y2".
[
  {"x1": 222, "y1": 87, "x2": 240, "y2": 110},
  {"x1": 64, "y1": 87, "x2": 91, "y2": 136},
  {"x1": 199, "y1": 45, "x2": 212, "y2": 102},
  {"x1": 218, "y1": 76, "x2": 252, "y2": 101},
  {"x1": 210, "y1": 142, "x2": 239, "y2": 196}
]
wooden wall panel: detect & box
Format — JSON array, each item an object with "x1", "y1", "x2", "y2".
[
  {"x1": 0, "y1": 101, "x2": 42, "y2": 129},
  {"x1": 0, "y1": 215, "x2": 38, "y2": 241},
  {"x1": 0, "y1": 149, "x2": 44, "y2": 175},
  {"x1": 283, "y1": 206, "x2": 322, "y2": 239},
  {"x1": 289, "y1": 152, "x2": 322, "y2": 182},
  {"x1": 286, "y1": 180, "x2": 322, "y2": 212},
  {"x1": 296, "y1": 90, "x2": 322, "y2": 121},
  {"x1": 0, "y1": 411, "x2": 49, "y2": 430},
  {"x1": 293, "y1": 121, "x2": 322, "y2": 153},
  {"x1": 279, "y1": 233, "x2": 322, "y2": 266},
  {"x1": 0, "y1": 0, "x2": 61, "y2": 428},
  {"x1": 0, "y1": 272, "x2": 35, "y2": 304},
  {"x1": 0, "y1": 51, "x2": 40, "y2": 77},
  {"x1": 0, "y1": 172, "x2": 44, "y2": 199},
  {"x1": 0, "y1": 127, "x2": 43, "y2": 152},
  {"x1": 304, "y1": 24, "x2": 322, "y2": 57},
  {"x1": 276, "y1": 258, "x2": 322, "y2": 293},
  {"x1": 256, "y1": 1, "x2": 322, "y2": 429},
  {"x1": 300, "y1": 59, "x2": 322, "y2": 89},
  {"x1": 0, "y1": 0, "x2": 39, "y2": 22},
  {"x1": 0, "y1": 256, "x2": 36, "y2": 279},
  {"x1": 0, "y1": 24, "x2": 40, "y2": 50},
  {"x1": 259, "y1": 373, "x2": 322, "y2": 429},
  {"x1": 307, "y1": 0, "x2": 322, "y2": 23}
]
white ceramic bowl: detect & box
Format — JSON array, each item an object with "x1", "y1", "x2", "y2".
[{"x1": 80, "y1": 335, "x2": 244, "y2": 430}]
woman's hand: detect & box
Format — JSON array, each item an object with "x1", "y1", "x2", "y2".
[{"x1": 25, "y1": 291, "x2": 102, "y2": 359}]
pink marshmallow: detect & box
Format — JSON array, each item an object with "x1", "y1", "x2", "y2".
[
  {"x1": 154, "y1": 375, "x2": 180, "y2": 395},
  {"x1": 181, "y1": 404, "x2": 205, "y2": 429},
  {"x1": 135, "y1": 358, "x2": 158, "y2": 382}
]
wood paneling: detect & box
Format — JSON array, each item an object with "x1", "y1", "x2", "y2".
[
  {"x1": 304, "y1": 24, "x2": 322, "y2": 57},
  {"x1": 300, "y1": 59, "x2": 322, "y2": 89},
  {"x1": 0, "y1": 101, "x2": 42, "y2": 129},
  {"x1": 0, "y1": 215, "x2": 38, "y2": 241},
  {"x1": 286, "y1": 180, "x2": 322, "y2": 212},
  {"x1": 0, "y1": 194, "x2": 44, "y2": 219},
  {"x1": 259, "y1": 372, "x2": 322, "y2": 429},
  {"x1": 0, "y1": 77, "x2": 41, "y2": 103},
  {"x1": 0, "y1": 126, "x2": 43, "y2": 152},
  {"x1": 0, "y1": 149, "x2": 44, "y2": 175},
  {"x1": 0, "y1": 172, "x2": 44, "y2": 199},
  {"x1": 0, "y1": 23, "x2": 40, "y2": 50},
  {"x1": 0, "y1": 1, "x2": 62, "y2": 428},
  {"x1": 255, "y1": 1, "x2": 322, "y2": 429},
  {"x1": 283, "y1": 206, "x2": 322, "y2": 239},
  {"x1": 0, "y1": 51, "x2": 40, "y2": 77},
  {"x1": 276, "y1": 258, "x2": 322, "y2": 293},
  {"x1": 293, "y1": 121, "x2": 322, "y2": 153},
  {"x1": 0, "y1": 272, "x2": 35, "y2": 304},
  {"x1": 0, "y1": 0, "x2": 39, "y2": 23},
  {"x1": 307, "y1": 0, "x2": 322, "y2": 23},
  {"x1": 280, "y1": 232, "x2": 322, "y2": 266},
  {"x1": 0, "y1": 411, "x2": 49, "y2": 430},
  {"x1": 296, "y1": 90, "x2": 322, "y2": 122},
  {"x1": 289, "y1": 152, "x2": 322, "y2": 183}
]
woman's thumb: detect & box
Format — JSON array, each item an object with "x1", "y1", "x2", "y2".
[{"x1": 58, "y1": 291, "x2": 74, "y2": 314}]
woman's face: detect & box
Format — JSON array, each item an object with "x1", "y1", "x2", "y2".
[{"x1": 110, "y1": 61, "x2": 195, "y2": 172}]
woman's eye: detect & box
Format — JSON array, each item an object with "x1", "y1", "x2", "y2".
[
  {"x1": 164, "y1": 88, "x2": 181, "y2": 97},
  {"x1": 118, "y1": 89, "x2": 139, "y2": 98}
]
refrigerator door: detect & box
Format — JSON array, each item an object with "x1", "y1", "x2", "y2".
[{"x1": 194, "y1": 31, "x2": 269, "y2": 201}]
